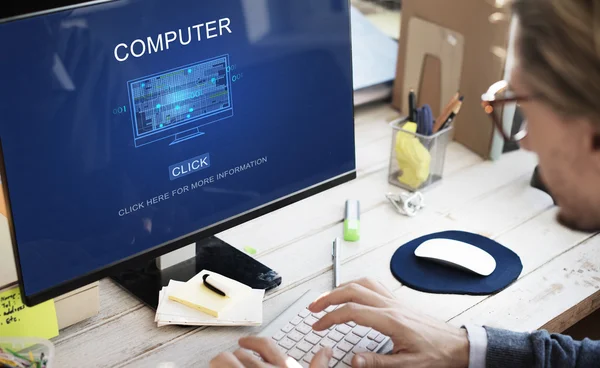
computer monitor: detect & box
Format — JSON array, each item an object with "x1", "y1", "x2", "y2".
[{"x1": 0, "y1": 0, "x2": 356, "y2": 307}]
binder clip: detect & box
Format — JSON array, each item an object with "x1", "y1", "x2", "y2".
[{"x1": 385, "y1": 191, "x2": 425, "y2": 217}]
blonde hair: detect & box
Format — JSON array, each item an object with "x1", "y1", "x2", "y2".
[{"x1": 512, "y1": 0, "x2": 600, "y2": 121}]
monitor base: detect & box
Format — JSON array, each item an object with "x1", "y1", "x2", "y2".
[
  {"x1": 170, "y1": 127, "x2": 205, "y2": 145},
  {"x1": 110, "y1": 236, "x2": 281, "y2": 309}
]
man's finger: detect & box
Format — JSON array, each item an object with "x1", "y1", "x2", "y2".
[
  {"x1": 339, "y1": 278, "x2": 394, "y2": 299},
  {"x1": 238, "y1": 336, "x2": 287, "y2": 366},
  {"x1": 233, "y1": 349, "x2": 267, "y2": 368},
  {"x1": 353, "y1": 352, "x2": 405, "y2": 368},
  {"x1": 308, "y1": 283, "x2": 389, "y2": 313},
  {"x1": 209, "y1": 352, "x2": 244, "y2": 368},
  {"x1": 309, "y1": 347, "x2": 332, "y2": 368},
  {"x1": 312, "y1": 303, "x2": 391, "y2": 333}
]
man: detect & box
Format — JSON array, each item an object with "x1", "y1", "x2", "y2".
[{"x1": 211, "y1": 0, "x2": 600, "y2": 366}]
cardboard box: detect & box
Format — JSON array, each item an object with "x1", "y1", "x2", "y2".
[{"x1": 392, "y1": 0, "x2": 512, "y2": 159}]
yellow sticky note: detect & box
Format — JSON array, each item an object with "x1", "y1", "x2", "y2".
[
  {"x1": 0, "y1": 287, "x2": 59, "y2": 339},
  {"x1": 169, "y1": 270, "x2": 252, "y2": 318}
]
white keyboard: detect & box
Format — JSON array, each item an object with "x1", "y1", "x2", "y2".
[{"x1": 258, "y1": 290, "x2": 392, "y2": 367}]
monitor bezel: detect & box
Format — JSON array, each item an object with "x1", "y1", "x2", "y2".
[
  {"x1": 0, "y1": 0, "x2": 357, "y2": 307},
  {"x1": 0, "y1": 0, "x2": 114, "y2": 23}
]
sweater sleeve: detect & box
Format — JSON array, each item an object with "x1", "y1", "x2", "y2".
[{"x1": 484, "y1": 326, "x2": 600, "y2": 368}]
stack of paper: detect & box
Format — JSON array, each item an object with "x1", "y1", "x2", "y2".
[{"x1": 155, "y1": 270, "x2": 264, "y2": 327}]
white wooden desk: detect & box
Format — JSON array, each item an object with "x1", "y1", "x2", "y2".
[{"x1": 52, "y1": 103, "x2": 600, "y2": 367}]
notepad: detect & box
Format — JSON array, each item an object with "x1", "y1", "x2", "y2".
[
  {"x1": 168, "y1": 270, "x2": 252, "y2": 317},
  {"x1": 155, "y1": 280, "x2": 264, "y2": 327}
]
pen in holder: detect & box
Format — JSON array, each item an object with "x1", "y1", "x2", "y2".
[{"x1": 388, "y1": 117, "x2": 453, "y2": 191}]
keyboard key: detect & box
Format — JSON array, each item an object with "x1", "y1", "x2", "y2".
[
  {"x1": 329, "y1": 359, "x2": 338, "y2": 368},
  {"x1": 296, "y1": 323, "x2": 312, "y2": 335},
  {"x1": 325, "y1": 305, "x2": 337, "y2": 313},
  {"x1": 288, "y1": 348, "x2": 305, "y2": 360},
  {"x1": 277, "y1": 344, "x2": 288, "y2": 354},
  {"x1": 352, "y1": 339, "x2": 371, "y2": 354},
  {"x1": 345, "y1": 334, "x2": 361, "y2": 345},
  {"x1": 375, "y1": 334, "x2": 386, "y2": 343},
  {"x1": 314, "y1": 329, "x2": 329, "y2": 337},
  {"x1": 305, "y1": 333, "x2": 321, "y2": 345},
  {"x1": 335, "y1": 362, "x2": 351, "y2": 368},
  {"x1": 367, "y1": 331, "x2": 379, "y2": 340},
  {"x1": 328, "y1": 331, "x2": 344, "y2": 342},
  {"x1": 272, "y1": 331, "x2": 286, "y2": 341},
  {"x1": 300, "y1": 361, "x2": 310, "y2": 368},
  {"x1": 332, "y1": 348, "x2": 346, "y2": 360},
  {"x1": 312, "y1": 311, "x2": 326, "y2": 319},
  {"x1": 320, "y1": 338, "x2": 336, "y2": 348},
  {"x1": 288, "y1": 331, "x2": 304, "y2": 342},
  {"x1": 291, "y1": 316, "x2": 303, "y2": 325},
  {"x1": 304, "y1": 316, "x2": 319, "y2": 326},
  {"x1": 352, "y1": 345, "x2": 368, "y2": 354},
  {"x1": 312, "y1": 345, "x2": 322, "y2": 354},
  {"x1": 282, "y1": 324, "x2": 294, "y2": 333},
  {"x1": 336, "y1": 324, "x2": 352, "y2": 335},
  {"x1": 299, "y1": 309, "x2": 311, "y2": 318},
  {"x1": 336, "y1": 341, "x2": 353, "y2": 353},
  {"x1": 329, "y1": 325, "x2": 336, "y2": 330},
  {"x1": 343, "y1": 353, "x2": 355, "y2": 365},
  {"x1": 346, "y1": 321, "x2": 357, "y2": 327},
  {"x1": 367, "y1": 341, "x2": 379, "y2": 351},
  {"x1": 297, "y1": 340, "x2": 314, "y2": 353},
  {"x1": 352, "y1": 326, "x2": 371, "y2": 337},
  {"x1": 279, "y1": 338, "x2": 295, "y2": 350},
  {"x1": 303, "y1": 352, "x2": 315, "y2": 363}
]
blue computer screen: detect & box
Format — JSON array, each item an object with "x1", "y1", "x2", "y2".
[{"x1": 0, "y1": 0, "x2": 355, "y2": 297}]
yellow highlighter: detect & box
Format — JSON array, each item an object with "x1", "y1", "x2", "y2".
[{"x1": 343, "y1": 199, "x2": 360, "y2": 242}]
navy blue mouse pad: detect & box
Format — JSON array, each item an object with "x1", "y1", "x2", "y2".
[{"x1": 390, "y1": 230, "x2": 523, "y2": 295}]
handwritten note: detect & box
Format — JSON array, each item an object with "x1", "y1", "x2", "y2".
[{"x1": 0, "y1": 286, "x2": 58, "y2": 339}]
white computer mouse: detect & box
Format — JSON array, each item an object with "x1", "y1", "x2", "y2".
[{"x1": 414, "y1": 238, "x2": 496, "y2": 276}]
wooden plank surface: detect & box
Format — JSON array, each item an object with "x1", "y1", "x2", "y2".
[
  {"x1": 450, "y1": 233, "x2": 600, "y2": 332},
  {"x1": 51, "y1": 103, "x2": 600, "y2": 367}
]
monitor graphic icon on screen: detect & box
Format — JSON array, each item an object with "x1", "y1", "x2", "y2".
[{"x1": 127, "y1": 54, "x2": 234, "y2": 147}]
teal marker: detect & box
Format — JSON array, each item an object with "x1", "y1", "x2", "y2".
[{"x1": 343, "y1": 199, "x2": 360, "y2": 242}]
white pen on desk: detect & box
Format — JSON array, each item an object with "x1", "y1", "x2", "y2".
[{"x1": 332, "y1": 237, "x2": 341, "y2": 289}]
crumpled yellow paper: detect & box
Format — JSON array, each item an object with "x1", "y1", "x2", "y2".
[{"x1": 394, "y1": 122, "x2": 431, "y2": 189}]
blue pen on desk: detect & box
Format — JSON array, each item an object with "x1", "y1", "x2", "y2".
[{"x1": 332, "y1": 237, "x2": 341, "y2": 288}]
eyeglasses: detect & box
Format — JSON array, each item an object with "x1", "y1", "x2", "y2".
[{"x1": 481, "y1": 80, "x2": 534, "y2": 142}]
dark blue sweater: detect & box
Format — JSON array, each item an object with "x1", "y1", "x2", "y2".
[{"x1": 486, "y1": 327, "x2": 600, "y2": 367}]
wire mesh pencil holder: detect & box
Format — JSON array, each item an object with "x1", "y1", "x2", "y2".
[{"x1": 388, "y1": 118, "x2": 453, "y2": 192}]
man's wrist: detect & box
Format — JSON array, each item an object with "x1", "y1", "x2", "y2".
[{"x1": 445, "y1": 326, "x2": 470, "y2": 368}]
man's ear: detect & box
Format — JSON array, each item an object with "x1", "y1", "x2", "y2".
[
  {"x1": 583, "y1": 118, "x2": 600, "y2": 168},
  {"x1": 593, "y1": 133, "x2": 600, "y2": 151},
  {"x1": 590, "y1": 127, "x2": 600, "y2": 172}
]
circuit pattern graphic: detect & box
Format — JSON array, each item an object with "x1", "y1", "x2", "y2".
[{"x1": 128, "y1": 55, "x2": 233, "y2": 138}]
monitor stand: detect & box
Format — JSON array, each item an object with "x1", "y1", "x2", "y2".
[
  {"x1": 110, "y1": 236, "x2": 281, "y2": 309},
  {"x1": 170, "y1": 127, "x2": 205, "y2": 145}
]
